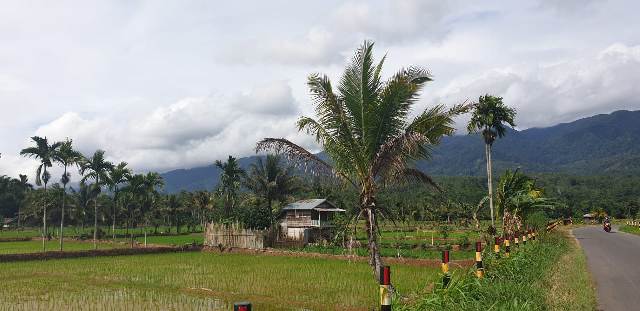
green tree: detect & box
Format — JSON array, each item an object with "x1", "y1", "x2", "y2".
[
  {"x1": 16, "y1": 174, "x2": 33, "y2": 227},
  {"x1": 243, "y1": 155, "x2": 299, "y2": 224},
  {"x1": 20, "y1": 136, "x2": 62, "y2": 251},
  {"x1": 467, "y1": 95, "x2": 516, "y2": 228},
  {"x1": 79, "y1": 150, "x2": 114, "y2": 249},
  {"x1": 215, "y1": 156, "x2": 245, "y2": 219},
  {"x1": 257, "y1": 41, "x2": 468, "y2": 276},
  {"x1": 107, "y1": 162, "x2": 131, "y2": 239},
  {"x1": 52, "y1": 138, "x2": 82, "y2": 250}
]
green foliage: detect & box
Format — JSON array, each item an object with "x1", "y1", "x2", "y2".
[
  {"x1": 526, "y1": 211, "x2": 549, "y2": 231},
  {"x1": 397, "y1": 233, "x2": 568, "y2": 310}
]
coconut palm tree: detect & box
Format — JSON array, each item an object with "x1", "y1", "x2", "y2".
[
  {"x1": 52, "y1": 138, "x2": 82, "y2": 251},
  {"x1": 107, "y1": 162, "x2": 131, "y2": 239},
  {"x1": 467, "y1": 95, "x2": 516, "y2": 228},
  {"x1": 20, "y1": 136, "x2": 62, "y2": 251},
  {"x1": 243, "y1": 155, "x2": 299, "y2": 224},
  {"x1": 215, "y1": 156, "x2": 245, "y2": 219},
  {"x1": 191, "y1": 190, "x2": 213, "y2": 230},
  {"x1": 79, "y1": 150, "x2": 114, "y2": 249},
  {"x1": 257, "y1": 41, "x2": 469, "y2": 276}
]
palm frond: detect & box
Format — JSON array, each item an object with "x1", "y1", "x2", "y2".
[{"x1": 256, "y1": 138, "x2": 356, "y2": 188}]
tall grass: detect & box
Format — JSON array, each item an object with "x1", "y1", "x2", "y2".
[{"x1": 397, "y1": 232, "x2": 569, "y2": 310}]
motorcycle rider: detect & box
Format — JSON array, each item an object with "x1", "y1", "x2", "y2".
[{"x1": 603, "y1": 216, "x2": 612, "y2": 232}]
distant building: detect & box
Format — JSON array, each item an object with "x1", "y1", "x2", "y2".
[
  {"x1": 583, "y1": 213, "x2": 595, "y2": 224},
  {"x1": 278, "y1": 199, "x2": 345, "y2": 242}
]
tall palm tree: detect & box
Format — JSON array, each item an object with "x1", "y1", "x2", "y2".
[
  {"x1": 79, "y1": 150, "x2": 114, "y2": 249},
  {"x1": 244, "y1": 154, "x2": 299, "y2": 224},
  {"x1": 52, "y1": 138, "x2": 82, "y2": 251},
  {"x1": 20, "y1": 136, "x2": 62, "y2": 251},
  {"x1": 467, "y1": 95, "x2": 516, "y2": 228},
  {"x1": 107, "y1": 162, "x2": 131, "y2": 239},
  {"x1": 257, "y1": 41, "x2": 468, "y2": 276},
  {"x1": 215, "y1": 156, "x2": 245, "y2": 219},
  {"x1": 17, "y1": 174, "x2": 33, "y2": 228},
  {"x1": 70, "y1": 181, "x2": 97, "y2": 232}
]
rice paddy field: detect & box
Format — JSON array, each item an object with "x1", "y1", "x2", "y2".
[
  {"x1": 0, "y1": 251, "x2": 439, "y2": 310},
  {"x1": 0, "y1": 240, "x2": 126, "y2": 254}
]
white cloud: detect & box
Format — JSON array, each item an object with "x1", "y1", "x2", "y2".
[
  {"x1": 22, "y1": 81, "x2": 308, "y2": 174},
  {"x1": 430, "y1": 43, "x2": 640, "y2": 129}
]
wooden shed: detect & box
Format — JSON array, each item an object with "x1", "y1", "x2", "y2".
[{"x1": 278, "y1": 199, "x2": 345, "y2": 242}]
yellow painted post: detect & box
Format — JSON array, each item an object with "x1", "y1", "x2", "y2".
[
  {"x1": 380, "y1": 266, "x2": 391, "y2": 311},
  {"x1": 494, "y1": 237, "x2": 500, "y2": 257},
  {"x1": 504, "y1": 236, "x2": 511, "y2": 257},
  {"x1": 514, "y1": 233, "x2": 519, "y2": 249},
  {"x1": 475, "y1": 241, "x2": 484, "y2": 278},
  {"x1": 442, "y1": 250, "x2": 451, "y2": 288}
]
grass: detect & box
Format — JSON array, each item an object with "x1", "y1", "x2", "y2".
[
  {"x1": 544, "y1": 227, "x2": 596, "y2": 311},
  {"x1": 619, "y1": 224, "x2": 640, "y2": 235},
  {"x1": 298, "y1": 245, "x2": 475, "y2": 260},
  {"x1": 0, "y1": 251, "x2": 440, "y2": 310},
  {"x1": 0, "y1": 240, "x2": 127, "y2": 254},
  {"x1": 0, "y1": 226, "x2": 203, "y2": 239},
  {"x1": 117, "y1": 233, "x2": 204, "y2": 246},
  {"x1": 396, "y1": 231, "x2": 581, "y2": 310}
]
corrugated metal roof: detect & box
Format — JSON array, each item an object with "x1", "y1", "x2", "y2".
[{"x1": 282, "y1": 199, "x2": 341, "y2": 211}]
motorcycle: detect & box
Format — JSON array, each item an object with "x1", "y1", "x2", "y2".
[{"x1": 603, "y1": 221, "x2": 612, "y2": 232}]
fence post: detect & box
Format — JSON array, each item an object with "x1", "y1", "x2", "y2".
[
  {"x1": 494, "y1": 236, "x2": 500, "y2": 257},
  {"x1": 504, "y1": 236, "x2": 511, "y2": 257},
  {"x1": 522, "y1": 231, "x2": 527, "y2": 246},
  {"x1": 475, "y1": 241, "x2": 484, "y2": 278},
  {"x1": 441, "y1": 250, "x2": 451, "y2": 288},
  {"x1": 514, "y1": 233, "x2": 519, "y2": 249},
  {"x1": 234, "y1": 302, "x2": 251, "y2": 311},
  {"x1": 380, "y1": 266, "x2": 391, "y2": 311}
]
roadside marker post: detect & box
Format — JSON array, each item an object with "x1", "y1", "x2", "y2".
[
  {"x1": 475, "y1": 241, "x2": 484, "y2": 278},
  {"x1": 380, "y1": 266, "x2": 392, "y2": 311},
  {"x1": 494, "y1": 237, "x2": 500, "y2": 257},
  {"x1": 532, "y1": 229, "x2": 537, "y2": 241},
  {"x1": 234, "y1": 302, "x2": 251, "y2": 311},
  {"x1": 441, "y1": 250, "x2": 451, "y2": 288},
  {"x1": 527, "y1": 229, "x2": 532, "y2": 241},
  {"x1": 522, "y1": 232, "x2": 527, "y2": 246},
  {"x1": 514, "y1": 233, "x2": 519, "y2": 249},
  {"x1": 504, "y1": 236, "x2": 511, "y2": 257}
]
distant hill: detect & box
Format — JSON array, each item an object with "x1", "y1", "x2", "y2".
[{"x1": 161, "y1": 110, "x2": 640, "y2": 193}]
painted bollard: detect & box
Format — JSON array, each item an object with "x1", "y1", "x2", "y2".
[
  {"x1": 380, "y1": 266, "x2": 391, "y2": 311},
  {"x1": 475, "y1": 241, "x2": 484, "y2": 278},
  {"x1": 234, "y1": 302, "x2": 251, "y2": 311},
  {"x1": 514, "y1": 234, "x2": 519, "y2": 248},
  {"x1": 527, "y1": 229, "x2": 532, "y2": 241},
  {"x1": 504, "y1": 236, "x2": 511, "y2": 258},
  {"x1": 522, "y1": 232, "x2": 527, "y2": 246},
  {"x1": 442, "y1": 250, "x2": 451, "y2": 288},
  {"x1": 532, "y1": 230, "x2": 537, "y2": 241},
  {"x1": 494, "y1": 237, "x2": 500, "y2": 256}
]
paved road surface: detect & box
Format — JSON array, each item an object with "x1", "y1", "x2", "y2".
[{"x1": 574, "y1": 225, "x2": 640, "y2": 311}]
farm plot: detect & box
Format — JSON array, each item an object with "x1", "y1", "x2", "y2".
[
  {"x1": 0, "y1": 252, "x2": 439, "y2": 310},
  {"x1": 0, "y1": 240, "x2": 127, "y2": 254}
]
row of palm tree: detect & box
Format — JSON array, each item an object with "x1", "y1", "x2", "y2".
[{"x1": 19, "y1": 138, "x2": 156, "y2": 251}]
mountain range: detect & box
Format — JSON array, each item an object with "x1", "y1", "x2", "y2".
[{"x1": 161, "y1": 110, "x2": 640, "y2": 193}]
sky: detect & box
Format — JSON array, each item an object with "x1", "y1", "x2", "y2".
[{"x1": 1, "y1": 0, "x2": 640, "y2": 181}]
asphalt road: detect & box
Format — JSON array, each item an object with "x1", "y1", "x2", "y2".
[{"x1": 574, "y1": 225, "x2": 640, "y2": 311}]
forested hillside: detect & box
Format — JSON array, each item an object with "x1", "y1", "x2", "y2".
[{"x1": 161, "y1": 110, "x2": 640, "y2": 192}]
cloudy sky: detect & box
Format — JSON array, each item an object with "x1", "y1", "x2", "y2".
[{"x1": 1, "y1": 0, "x2": 640, "y2": 180}]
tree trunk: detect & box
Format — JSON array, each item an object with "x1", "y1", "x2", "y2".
[
  {"x1": 365, "y1": 207, "x2": 383, "y2": 279},
  {"x1": 485, "y1": 143, "x2": 495, "y2": 228},
  {"x1": 60, "y1": 181, "x2": 67, "y2": 251},
  {"x1": 43, "y1": 178, "x2": 48, "y2": 252},
  {"x1": 112, "y1": 188, "x2": 117, "y2": 240}
]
